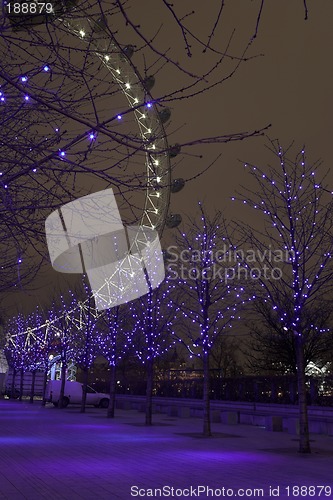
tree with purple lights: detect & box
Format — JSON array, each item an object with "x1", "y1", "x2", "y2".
[
  {"x1": 49, "y1": 295, "x2": 76, "y2": 409},
  {"x1": 99, "y1": 305, "x2": 129, "y2": 418},
  {"x1": 168, "y1": 206, "x2": 247, "y2": 437},
  {"x1": 24, "y1": 308, "x2": 45, "y2": 404},
  {"x1": 5, "y1": 311, "x2": 44, "y2": 401},
  {"x1": 35, "y1": 315, "x2": 56, "y2": 406},
  {"x1": 71, "y1": 283, "x2": 100, "y2": 413},
  {"x1": 129, "y1": 279, "x2": 177, "y2": 426},
  {"x1": 5, "y1": 313, "x2": 29, "y2": 399},
  {"x1": 233, "y1": 143, "x2": 333, "y2": 453}
]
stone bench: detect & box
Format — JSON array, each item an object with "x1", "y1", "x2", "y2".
[
  {"x1": 327, "y1": 422, "x2": 333, "y2": 436},
  {"x1": 286, "y1": 417, "x2": 299, "y2": 435},
  {"x1": 309, "y1": 419, "x2": 328, "y2": 435},
  {"x1": 265, "y1": 416, "x2": 283, "y2": 432},
  {"x1": 137, "y1": 402, "x2": 156, "y2": 413},
  {"x1": 221, "y1": 411, "x2": 239, "y2": 425},
  {"x1": 239, "y1": 413, "x2": 254, "y2": 425},
  {"x1": 190, "y1": 407, "x2": 204, "y2": 418},
  {"x1": 211, "y1": 410, "x2": 221, "y2": 423},
  {"x1": 115, "y1": 400, "x2": 132, "y2": 410},
  {"x1": 155, "y1": 404, "x2": 168, "y2": 414},
  {"x1": 166, "y1": 406, "x2": 191, "y2": 418}
]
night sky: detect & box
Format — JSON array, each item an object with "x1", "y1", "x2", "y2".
[{"x1": 147, "y1": 0, "x2": 333, "y2": 221}]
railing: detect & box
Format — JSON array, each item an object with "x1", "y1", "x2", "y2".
[{"x1": 106, "y1": 371, "x2": 333, "y2": 407}]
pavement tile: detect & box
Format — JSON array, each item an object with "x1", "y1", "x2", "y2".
[{"x1": 0, "y1": 400, "x2": 332, "y2": 499}]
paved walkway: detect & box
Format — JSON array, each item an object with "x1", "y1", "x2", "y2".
[{"x1": 0, "y1": 400, "x2": 332, "y2": 499}]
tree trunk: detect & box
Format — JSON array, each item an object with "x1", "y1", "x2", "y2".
[
  {"x1": 145, "y1": 357, "x2": 154, "y2": 426},
  {"x1": 58, "y1": 362, "x2": 67, "y2": 409},
  {"x1": 19, "y1": 367, "x2": 24, "y2": 401},
  {"x1": 107, "y1": 363, "x2": 117, "y2": 418},
  {"x1": 10, "y1": 367, "x2": 16, "y2": 398},
  {"x1": 295, "y1": 333, "x2": 311, "y2": 453},
  {"x1": 41, "y1": 369, "x2": 48, "y2": 406},
  {"x1": 80, "y1": 367, "x2": 88, "y2": 413},
  {"x1": 29, "y1": 371, "x2": 36, "y2": 404},
  {"x1": 203, "y1": 351, "x2": 212, "y2": 437}
]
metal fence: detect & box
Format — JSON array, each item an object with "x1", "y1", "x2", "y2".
[{"x1": 112, "y1": 369, "x2": 333, "y2": 406}]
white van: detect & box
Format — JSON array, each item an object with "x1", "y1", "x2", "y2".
[{"x1": 45, "y1": 380, "x2": 110, "y2": 408}]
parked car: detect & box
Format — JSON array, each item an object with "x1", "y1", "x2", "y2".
[{"x1": 45, "y1": 380, "x2": 110, "y2": 408}]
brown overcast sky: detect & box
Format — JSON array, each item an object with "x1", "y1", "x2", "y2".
[{"x1": 145, "y1": 0, "x2": 333, "y2": 222}]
